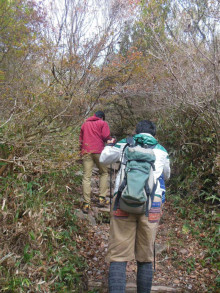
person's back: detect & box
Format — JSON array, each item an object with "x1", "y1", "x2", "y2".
[
  {"x1": 79, "y1": 111, "x2": 112, "y2": 213},
  {"x1": 80, "y1": 115, "x2": 111, "y2": 154},
  {"x1": 100, "y1": 120, "x2": 170, "y2": 293}
]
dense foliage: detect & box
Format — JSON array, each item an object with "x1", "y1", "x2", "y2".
[{"x1": 0, "y1": 0, "x2": 219, "y2": 291}]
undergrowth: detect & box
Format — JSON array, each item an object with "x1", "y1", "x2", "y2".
[
  {"x1": 167, "y1": 191, "x2": 220, "y2": 290},
  {"x1": 0, "y1": 164, "x2": 87, "y2": 292}
]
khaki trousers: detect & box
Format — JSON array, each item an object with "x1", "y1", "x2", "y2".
[
  {"x1": 82, "y1": 153, "x2": 108, "y2": 204},
  {"x1": 106, "y1": 197, "x2": 158, "y2": 263}
]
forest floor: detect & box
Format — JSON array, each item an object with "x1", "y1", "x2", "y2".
[{"x1": 75, "y1": 170, "x2": 218, "y2": 293}]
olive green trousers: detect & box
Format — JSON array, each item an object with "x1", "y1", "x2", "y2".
[{"x1": 82, "y1": 153, "x2": 108, "y2": 204}]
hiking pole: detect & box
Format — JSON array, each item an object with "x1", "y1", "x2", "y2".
[
  {"x1": 109, "y1": 136, "x2": 116, "y2": 208},
  {"x1": 154, "y1": 241, "x2": 156, "y2": 272},
  {"x1": 110, "y1": 164, "x2": 112, "y2": 207}
]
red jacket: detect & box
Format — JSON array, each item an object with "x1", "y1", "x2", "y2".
[{"x1": 79, "y1": 115, "x2": 111, "y2": 154}]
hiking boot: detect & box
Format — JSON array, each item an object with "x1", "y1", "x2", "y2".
[
  {"x1": 82, "y1": 203, "x2": 90, "y2": 214},
  {"x1": 97, "y1": 196, "x2": 110, "y2": 207}
]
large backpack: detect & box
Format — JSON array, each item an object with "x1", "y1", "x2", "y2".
[{"x1": 114, "y1": 137, "x2": 157, "y2": 216}]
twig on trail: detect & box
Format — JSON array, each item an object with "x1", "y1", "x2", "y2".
[
  {"x1": 1, "y1": 198, "x2": 6, "y2": 210},
  {"x1": 48, "y1": 275, "x2": 59, "y2": 285},
  {"x1": 0, "y1": 158, "x2": 14, "y2": 163},
  {"x1": 0, "y1": 154, "x2": 13, "y2": 176},
  {"x1": 156, "y1": 256, "x2": 171, "y2": 263},
  {"x1": 0, "y1": 253, "x2": 14, "y2": 264}
]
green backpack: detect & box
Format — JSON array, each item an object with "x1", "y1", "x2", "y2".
[{"x1": 114, "y1": 137, "x2": 157, "y2": 215}]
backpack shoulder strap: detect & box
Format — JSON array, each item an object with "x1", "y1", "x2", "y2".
[
  {"x1": 120, "y1": 136, "x2": 136, "y2": 158},
  {"x1": 113, "y1": 136, "x2": 135, "y2": 211},
  {"x1": 126, "y1": 136, "x2": 136, "y2": 147}
]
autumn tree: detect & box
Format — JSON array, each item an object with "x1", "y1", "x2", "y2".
[
  {"x1": 45, "y1": 0, "x2": 136, "y2": 119},
  {"x1": 0, "y1": 0, "x2": 50, "y2": 172},
  {"x1": 0, "y1": 0, "x2": 139, "y2": 174},
  {"x1": 107, "y1": 0, "x2": 220, "y2": 202}
]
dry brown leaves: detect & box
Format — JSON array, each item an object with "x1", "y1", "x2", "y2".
[{"x1": 80, "y1": 201, "x2": 218, "y2": 292}]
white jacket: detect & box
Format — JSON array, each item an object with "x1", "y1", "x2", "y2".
[{"x1": 100, "y1": 133, "x2": 170, "y2": 197}]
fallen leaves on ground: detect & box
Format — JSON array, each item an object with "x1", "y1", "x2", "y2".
[{"x1": 79, "y1": 200, "x2": 218, "y2": 292}]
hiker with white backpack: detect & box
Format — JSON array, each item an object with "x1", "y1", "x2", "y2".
[{"x1": 99, "y1": 120, "x2": 170, "y2": 293}]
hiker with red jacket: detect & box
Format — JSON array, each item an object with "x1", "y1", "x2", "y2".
[{"x1": 79, "y1": 111, "x2": 112, "y2": 213}]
